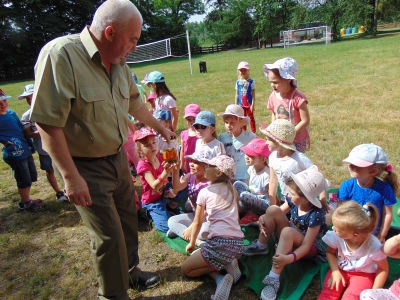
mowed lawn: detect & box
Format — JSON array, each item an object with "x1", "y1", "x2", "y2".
[{"x1": 0, "y1": 31, "x2": 399, "y2": 299}]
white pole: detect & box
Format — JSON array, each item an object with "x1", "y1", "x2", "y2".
[
  {"x1": 186, "y1": 30, "x2": 193, "y2": 75},
  {"x1": 325, "y1": 26, "x2": 328, "y2": 44}
]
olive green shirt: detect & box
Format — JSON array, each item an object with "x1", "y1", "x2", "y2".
[{"x1": 31, "y1": 26, "x2": 143, "y2": 157}]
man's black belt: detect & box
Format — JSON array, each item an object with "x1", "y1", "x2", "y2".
[{"x1": 72, "y1": 152, "x2": 119, "y2": 162}]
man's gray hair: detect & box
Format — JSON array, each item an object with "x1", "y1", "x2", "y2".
[{"x1": 91, "y1": 0, "x2": 142, "y2": 32}]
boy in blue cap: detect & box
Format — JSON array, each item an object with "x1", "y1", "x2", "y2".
[{"x1": 0, "y1": 88, "x2": 45, "y2": 211}]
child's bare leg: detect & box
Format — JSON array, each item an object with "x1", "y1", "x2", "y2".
[
  {"x1": 272, "y1": 227, "x2": 305, "y2": 274},
  {"x1": 181, "y1": 250, "x2": 214, "y2": 277},
  {"x1": 258, "y1": 205, "x2": 289, "y2": 244}
]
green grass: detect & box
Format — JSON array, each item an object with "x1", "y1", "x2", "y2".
[{"x1": 1, "y1": 31, "x2": 399, "y2": 299}]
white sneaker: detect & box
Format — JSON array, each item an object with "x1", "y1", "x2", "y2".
[
  {"x1": 260, "y1": 275, "x2": 280, "y2": 300},
  {"x1": 211, "y1": 274, "x2": 233, "y2": 300},
  {"x1": 226, "y1": 258, "x2": 241, "y2": 283}
]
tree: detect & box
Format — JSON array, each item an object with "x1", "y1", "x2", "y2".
[
  {"x1": 134, "y1": 0, "x2": 204, "y2": 42},
  {"x1": 253, "y1": 0, "x2": 297, "y2": 48},
  {"x1": 0, "y1": 0, "x2": 100, "y2": 79},
  {"x1": 204, "y1": 0, "x2": 255, "y2": 48}
]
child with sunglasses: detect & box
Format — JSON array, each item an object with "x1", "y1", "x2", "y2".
[{"x1": 192, "y1": 111, "x2": 225, "y2": 160}]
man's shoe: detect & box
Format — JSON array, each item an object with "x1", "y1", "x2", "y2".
[{"x1": 130, "y1": 271, "x2": 160, "y2": 289}]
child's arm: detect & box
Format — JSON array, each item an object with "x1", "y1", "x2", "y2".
[
  {"x1": 23, "y1": 126, "x2": 40, "y2": 139},
  {"x1": 383, "y1": 234, "x2": 400, "y2": 258},
  {"x1": 179, "y1": 144, "x2": 185, "y2": 172},
  {"x1": 269, "y1": 168, "x2": 279, "y2": 206},
  {"x1": 279, "y1": 201, "x2": 290, "y2": 214},
  {"x1": 170, "y1": 107, "x2": 178, "y2": 132},
  {"x1": 295, "y1": 102, "x2": 310, "y2": 133},
  {"x1": 234, "y1": 88, "x2": 238, "y2": 105},
  {"x1": 273, "y1": 225, "x2": 321, "y2": 270},
  {"x1": 325, "y1": 246, "x2": 345, "y2": 291},
  {"x1": 250, "y1": 88, "x2": 255, "y2": 113},
  {"x1": 373, "y1": 258, "x2": 388, "y2": 289},
  {"x1": 186, "y1": 204, "x2": 206, "y2": 253},
  {"x1": 143, "y1": 162, "x2": 175, "y2": 191},
  {"x1": 172, "y1": 172, "x2": 189, "y2": 193},
  {"x1": 378, "y1": 205, "x2": 393, "y2": 243},
  {"x1": 319, "y1": 189, "x2": 329, "y2": 214},
  {"x1": 271, "y1": 112, "x2": 276, "y2": 123}
]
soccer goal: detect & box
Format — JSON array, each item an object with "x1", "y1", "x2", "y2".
[
  {"x1": 281, "y1": 25, "x2": 332, "y2": 48},
  {"x1": 126, "y1": 30, "x2": 193, "y2": 74}
]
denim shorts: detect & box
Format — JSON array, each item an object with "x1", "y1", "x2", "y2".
[
  {"x1": 39, "y1": 154, "x2": 53, "y2": 171},
  {"x1": 4, "y1": 155, "x2": 37, "y2": 188}
]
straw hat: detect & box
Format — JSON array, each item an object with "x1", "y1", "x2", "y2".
[{"x1": 259, "y1": 119, "x2": 296, "y2": 151}]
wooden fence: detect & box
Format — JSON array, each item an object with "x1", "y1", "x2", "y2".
[
  {"x1": 192, "y1": 44, "x2": 226, "y2": 55},
  {"x1": 377, "y1": 22, "x2": 399, "y2": 30}
]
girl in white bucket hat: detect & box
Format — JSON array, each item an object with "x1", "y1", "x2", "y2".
[
  {"x1": 259, "y1": 119, "x2": 329, "y2": 212},
  {"x1": 263, "y1": 57, "x2": 311, "y2": 153},
  {"x1": 243, "y1": 167, "x2": 329, "y2": 300}
]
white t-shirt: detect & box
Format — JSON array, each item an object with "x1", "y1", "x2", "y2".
[
  {"x1": 248, "y1": 165, "x2": 270, "y2": 196},
  {"x1": 197, "y1": 182, "x2": 244, "y2": 239},
  {"x1": 269, "y1": 150, "x2": 314, "y2": 199},
  {"x1": 155, "y1": 95, "x2": 176, "y2": 111},
  {"x1": 323, "y1": 231, "x2": 386, "y2": 273},
  {"x1": 194, "y1": 138, "x2": 225, "y2": 160}
]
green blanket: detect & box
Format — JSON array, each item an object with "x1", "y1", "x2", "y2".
[{"x1": 160, "y1": 226, "x2": 322, "y2": 299}]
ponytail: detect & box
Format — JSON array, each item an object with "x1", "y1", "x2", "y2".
[
  {"x1": 375, "y1": 163, "x2": 399, "y2": 196},
  {"x1": 212, "y1": 173, "x2": 238, "y2": 211}
]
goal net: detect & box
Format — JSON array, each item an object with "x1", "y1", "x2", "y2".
[
  {"x1": 281, "y1": 25, "x2": 332, "y2": 48},
  {"x1": 126, "y1": 31, "x2": 193, "y2": 73}
]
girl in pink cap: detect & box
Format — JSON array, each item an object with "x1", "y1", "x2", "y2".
[
  {"x1": 263, "y1": 57, "x2": 310, "y2": 153},
  {"x1": 233, "y1": 137, "x2": 271, "y2": 226},
  {"x1": 235, "y1": 61, "x2": 256, "y2": 133},
  {"x1": 180, "y1": 103, "x2": 201, "y2": 174}
]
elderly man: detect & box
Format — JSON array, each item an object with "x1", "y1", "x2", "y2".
[{"x1": 31, "y1": 1, "x2": 175, "y2": 299}]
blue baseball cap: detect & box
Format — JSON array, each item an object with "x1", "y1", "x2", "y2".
[
  {"x1": 193, "y1": 111, "x2": 216, "y2": 127},
  {"x1": 147, "y1": 71, "x2": 165, "y2": 83},
  {"x1": 153, "y1": 109, "x2": 172, "y2": 121},
  {"x1": 0, "y1": 89, "x2": 11, "y2": 101}
]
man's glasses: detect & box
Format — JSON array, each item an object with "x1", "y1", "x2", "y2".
[{"x1": 193, "y1": 124, "x2": 208, "y2": 130}]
